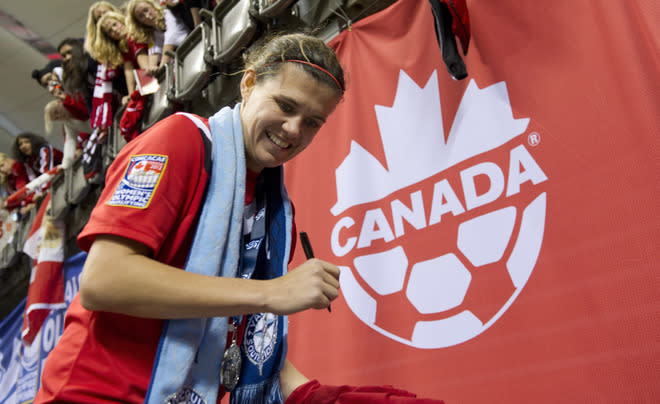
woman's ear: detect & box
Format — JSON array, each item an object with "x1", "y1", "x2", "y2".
[{"x1": 240, "y1": 69, "x2": 256, "y2": 101}]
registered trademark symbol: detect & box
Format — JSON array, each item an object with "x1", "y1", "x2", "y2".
[{"x1": 527, "y1": 132, "x2": 541, "y2": 147}]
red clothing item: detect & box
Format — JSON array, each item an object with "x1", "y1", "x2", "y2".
[
  {"x1": 5, "y1": 161, "x2": 29, "y2": 194},
  {"x1": 119, "y1": 90, "x2": 148, "y2": 142},
  {"x1": 4, "y1": 161, "x2": 31, "y2": 210},
  {"x1": 286, "y1": 380, "x2": 445, "y2": 404},
  {"x1": 35, "y1": 114, "x2": 213, "y2": 404},
  {"x1": 62, "y1": 93, "x2": 90, "y2": 121},
  {"x1": 91, "y1": 64, "x2": 118, "y2": 130},
  {"x1": 124, "y1": 38, "x2": 148, "y2": 66},
  {"x1": 24, "y1": 145, "x2": 63, "y2": 179}
]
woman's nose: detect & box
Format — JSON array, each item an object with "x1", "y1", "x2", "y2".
[{"x1": 283, "y1": 117, "x2": 303, "y2": 138}]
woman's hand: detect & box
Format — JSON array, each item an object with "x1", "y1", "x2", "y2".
[{"x1": 264, "y1": 258, "x2": 340, "y2": 315}]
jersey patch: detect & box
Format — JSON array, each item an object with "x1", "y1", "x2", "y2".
[{"x1": 107, "y1": 154, "x2": 168, "y2": 209}]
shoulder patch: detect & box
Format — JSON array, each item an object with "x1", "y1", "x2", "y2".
[{"x1": 107, "y1": 154, "x2": 168, "y2": 209}]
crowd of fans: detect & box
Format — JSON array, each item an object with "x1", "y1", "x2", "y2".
[
  {"x1": 0, "y1": 0, "x2": 395, "y2": 262},
  {"x1": 0, "y1": 0, "x2": 218, "y2": 240}
]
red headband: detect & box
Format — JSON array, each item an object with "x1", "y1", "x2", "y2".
[{"x1": 263, "y1": 59, "x2": 343, "y2": 91}]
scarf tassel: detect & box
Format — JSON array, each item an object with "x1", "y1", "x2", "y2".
[{"x1": 230, "y1": 373, "x2": 284, "y2": 404}]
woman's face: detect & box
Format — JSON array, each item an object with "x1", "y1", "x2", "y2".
[
  {"x1": 59, "y1": 44, "x2": 73, "y2": 65},
  {"x1": 18, "y1": 138, "x2": 33, "y2": 157},
  {"x1": 240, "y1": 63, "x2": 342, "y2": 173},
  {"x1": 93, "y1": 4, "x2": 112, "y2": 22},
  {"x1": 39, "y1": 71, "x2": 57, "y2": 88},
  {"x1": 134, "y1": 2, "x2": 158, "y2": 27},
  {"x1": 0, "y1": 158, "x2": 13, "y2": 176},
  {"x1": 102, "y1": 18, "x2": 125, "y2": 41}
]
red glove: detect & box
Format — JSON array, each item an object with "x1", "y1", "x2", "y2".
[
  {"x1": 119, "y1": 90, "x2": 147, "y2": 142},
  {"x1": 285, "y1": 380, "x2": 445, "y2": 404}
]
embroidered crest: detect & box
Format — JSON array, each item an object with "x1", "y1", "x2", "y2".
[
  {"x1": 243, "y1": 313, "x2": 278, "y2": 367},
  {"x1": 107, "y1": 154, "x2": 167, "y2": 209}
]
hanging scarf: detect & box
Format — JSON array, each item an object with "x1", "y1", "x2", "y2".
[
  {"x1": 90, "y1": 63, "x2": 116, "y2": 130},
  {"x1": 145, "y1": 104, "x2": 292, "y2": 404}
]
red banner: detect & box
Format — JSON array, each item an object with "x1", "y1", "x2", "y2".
[{"x1": 284, "y1": 0, "x2": 659, "y2": 402}]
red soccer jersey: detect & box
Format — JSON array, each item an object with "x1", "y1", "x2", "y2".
[{"x1": 35, "y1": 113, "x2": 213, "y2": 403}]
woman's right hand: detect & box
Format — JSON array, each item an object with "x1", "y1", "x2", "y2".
[{"x1": 264, "y1": 258, "x2": 340, "y2": 315}]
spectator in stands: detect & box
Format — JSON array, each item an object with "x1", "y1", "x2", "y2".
[
  {"x1": 58, "y1": 38, "x2": 97, "y2": 116},
  {"x1": 126, "y1": 0, "x2": 191, "y2": 73},
  {"x1": 161, "y1": 0, "x2": 196, "y2": 32},
  {"x1": 31, "y1": 57, "x2": 90, "y2": 122},
  {"x1": 0, "y1": 153, "x2": 8, "y2": 199},
  {"x1": 85, "y1": 1, "x2": 128, "y2": 131},
  {"x1": 35, "y1": 32, "x2": 347, "y2": 404},
  {"x1": 44, "y1": 99, "x2": 92, "y2": 169},
  {"x1": 84, "y1": 1, "x2": 120, "y2": 53},
  {"x1": 10, "y1": 133, "x2": 63, "y2": 181},
  {"x1": 0, "y1": 153, "x2": 23, "y2": 196},
  {"x1": 30, "y1": 59, "x2": 62, "y2": 90},
  {"x1": 93, "y1": 11, "x2": 140, "y2": 103},
  {"x1": 0, "y1": 153, "x2": 32, "y2": 213},
  {"x1": 185, "y1": 0, "x2": 216, "y2": 27}
]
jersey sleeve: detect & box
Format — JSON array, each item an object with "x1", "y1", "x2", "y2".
[{"x1": 78, "y1": 113, "x2": 208, "y2": 254}]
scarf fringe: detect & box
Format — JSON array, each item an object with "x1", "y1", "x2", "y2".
[{"x1": 230, "y1": 373, "x2": 283, "y2": 404}]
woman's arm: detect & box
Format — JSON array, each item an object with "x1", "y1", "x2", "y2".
[
  {"x1": 136, "y1": 51, "x2": 160, "y2": 75},
  {"x1": 79, "y1": 234, "x2": 340, "y2": 319},
  {"x1": 123, "y1": 61, "x2": 136, "y2": 104},
  {"x1": 280, "y1": 360, "x2": 310, "y2": 400},
  {"x1": 160, "y1": 44, "x2": 175, "y2": 66}
]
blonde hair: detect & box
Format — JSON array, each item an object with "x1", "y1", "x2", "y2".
[
  {"x1": 93, "y1": 11, "x2": 130, "y2": 68},
  {"x1": 44, "y1": 100, "x2": 71, "y2": 133},
  {"x1": 126, "y1": 0, "x2": 166, "y2": 45},
  {"x1": 85, "y1": 1, "x2": 119, "y2": 56},
  {"x1": 0, "y1": 152, "x2": 10, "y2": 186}
]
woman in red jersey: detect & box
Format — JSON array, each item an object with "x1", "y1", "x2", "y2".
[{"x1": 35, "y1": 33, "x2": 345, "y2": 404}]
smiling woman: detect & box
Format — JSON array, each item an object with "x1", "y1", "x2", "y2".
[{"x1": 34, "y1": 32, "x2": 346, "y2": 404}]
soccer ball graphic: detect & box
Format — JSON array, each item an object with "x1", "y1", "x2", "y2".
[
  {"x1": 339, "y1": 192, "x2": 546, "y2": 349},
  {"x1": 332, "y1": 71, "x2": 548, "y2": 348}
]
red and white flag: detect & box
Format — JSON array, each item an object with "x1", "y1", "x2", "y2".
[{"x1": 21, "y1": 193, "x2": 66, "y2": 345}]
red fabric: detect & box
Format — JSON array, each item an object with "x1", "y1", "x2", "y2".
[
  {"x1": 20, "y1": 193, "x2": 65, "y2": 345},
  {"x1": 35, "y1": 114, "x2": 212, "y2": 404},
  {"x1": 4, "y1": 161, "x2": 31, "y2": 210},
  {"x1": 62, "y1": 92, "x2": 90, "y2": 121},
  {"x1": 286, "y1": 380, "x2": 445, "y2": 404},
  {"x1": 76, "y1": 130, "x2": 92, "y2": 149},
  {"x1": 125, "y1": 38, "x2": 148, "y2": 64},
  {"x1": 24, "y1": 145, "x2": 63, "y2": 178},
  {"x1": 442, "y1": 0, "x2": 470, "y2": 54},
  {"x1": 119, "y1": 90, "x2": 147, "y2": 142},
  {"x1": 6, "y1": 161, "x2": 29, "y2": 193},
  {"x1": 282, "y1": 0, "x2": 660, "y2": 403},
  {"x1": 91, "y1": 64, "x2": 117, "y2": 130}
]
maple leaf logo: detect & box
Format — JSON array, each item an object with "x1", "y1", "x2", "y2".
[{"x1": 331, "y1": 70, "x2": 530, "y2": 215}]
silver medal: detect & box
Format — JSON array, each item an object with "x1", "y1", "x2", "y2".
[{"x1": 220, "y1": 322, "x2": 241, "y2": 391}]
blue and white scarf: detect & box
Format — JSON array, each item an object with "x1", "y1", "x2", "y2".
[{"x1": 145, "y1": 104, "x2": 293, "y2": 404}]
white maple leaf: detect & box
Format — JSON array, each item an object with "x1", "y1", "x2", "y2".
[{"x1": 331, "y1": 70, "x2": 530, "y2": 215}]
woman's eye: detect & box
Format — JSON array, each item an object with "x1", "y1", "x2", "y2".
[
  {"x1": 277, "y1": 101, "x2": 293, "y2": 113},
  {"x1": 304, "y1": 119, "x2": 321, "y2": 129}
]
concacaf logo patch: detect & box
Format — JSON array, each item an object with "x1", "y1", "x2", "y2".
[{"x1": 107, "y1": 154, "x2": 168, "y2": 209}]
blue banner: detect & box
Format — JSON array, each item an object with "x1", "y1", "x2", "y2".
[{"x1": 0, "y1": 251, "x2": 85, "y2": 404}]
